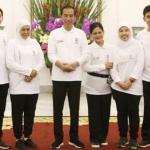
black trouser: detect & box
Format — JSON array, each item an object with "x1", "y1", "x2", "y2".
[
  {"x1": 141, "y1": 81, "x2": 150, "y2": 141},
  {"x1": 52, "y1": 81, "x2": 81, "y2": 142},
  {"x1": 112, "y1": 89, "x2": 141, "y2": 139},
  {"x1": 0, "y1": 83, "x2": 9, "y2": 138},
  {"x1": 86, "y1": 93, "x2": 111, "y2": 143},
  {"x1": 10, "y1": 94, "x2": 38, "y2": 139}
]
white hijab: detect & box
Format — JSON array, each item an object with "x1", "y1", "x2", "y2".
[
  {"x1": 116, "y1": 21, "x2": 136, "y2": 63},
  {"x1": 15, "y1": 19, "x2": 33, "y2": 44},
  {"x1": 117, "y1": 21, "x2": 135, "y2": 48}
]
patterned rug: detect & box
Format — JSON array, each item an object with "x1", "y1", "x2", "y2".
[{"x1": 3, "y1": 116, "x2": 143, "y2": 130}]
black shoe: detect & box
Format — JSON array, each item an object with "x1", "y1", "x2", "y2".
[
  {"x1": 138, "y1": 140, "x2": 150, "y2": 147},
  {"x1": 117, "y1": 137, "x2": 128, "y2": 148},
  {"x1": 15, "y1": 139, "x2": 26, "y2": 150},
  {"x1": 126, "y1": 139, "x2": 137, "y2": 149},
  {"x1": 24, "y1": 138, "x2": 37, "y2": 149},
  {"x1": 51, "y1": 141, "x2": 64, "y2": 149},
  {"x1": 69, "y1": 139, "x2": 85, "y2": 148},
  {"x1": 91, "y1": 141, "x2": 100, "y2": 148},
  {"x1": 0, "y1": 139, "x2": 11, "y2": 149}
]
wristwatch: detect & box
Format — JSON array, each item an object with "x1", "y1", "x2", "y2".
[{"x1": 129, "y1": 78, "x2": 135, "y2": 83}]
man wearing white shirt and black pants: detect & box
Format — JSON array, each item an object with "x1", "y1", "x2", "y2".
[
  {"x1": 0, "y1": 8, "x2": 11, "y2": 149},
  {"x1": 48, "y1": 5, "x2": 90, "y2": 149}
]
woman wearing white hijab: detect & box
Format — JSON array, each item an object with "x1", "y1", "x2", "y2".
[
  {"x1": 111, "y1": 22, "x2": 144, "y2": 149},
  {"x1": 6, "y1": 19, "x2": 45, "y2": 150}
]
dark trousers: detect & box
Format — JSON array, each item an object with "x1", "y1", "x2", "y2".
[
  {"x1": 52, "y1": 81, "x2": 81, "y2": 142},
  {"x1": 141, "y1": 81, "x2": 150, "y2": 141},
  {"x1": 0, "y1": 83, "x2": 9, "y2": 138},
  {"x1": 86, "y1": 93, "x2": 111, "y2": 143},
  {"x1": 112, "y1": 89, "x2": 141, "y2": 139},
  {"x1": 10, "y1": 94, "x2": 38, "y2": 139}
]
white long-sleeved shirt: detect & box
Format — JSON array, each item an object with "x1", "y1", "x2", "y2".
[
  {"x1": 6, "y1": 39, "x2": 45, "y2": 94},
  {"x1": 111, "y1": 40, "x2": 144, "y2": 95},
  {"x1": 136, "y1": 28, "x2": 150, "y2": 82},
  {"x1": 48, "y1": 26, "x2": 90, "y2": 81},
  {"x1": 0, "y1": 30, "x2": 8, "y2": 84},
  {"x1": 83, "y1": 42, "x2": 114, "y2": 95}
]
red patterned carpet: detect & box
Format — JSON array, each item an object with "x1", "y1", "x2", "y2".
[{"x1": 2, "y1": 122, "x2": 150, "y2": 150}]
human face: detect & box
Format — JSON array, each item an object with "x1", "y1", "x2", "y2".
[
  {"x1": 91, "y1": 27, "x2": 104, "y2": 46},
  {"x1": 119, "y1": 26, "x2": 130, "y2": 41},
  {"x1": 19, "y1": 25, "x2": 30, "y2": 39},
  {"x1": 143, "y1": 12, "x2": 150, "y2": 29},
  {"x1": 0, "y1": 11, "x2": 3, "y2": 24},
  {"x1": 61, "y1": 8, "x2": 75, "y2": 30}
]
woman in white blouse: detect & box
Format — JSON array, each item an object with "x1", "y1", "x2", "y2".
[
  {"x1": 111, "y1": 21, "x2": 144, "y2": 149},
  {"x1": 83, "y1": 22, "x2": 114, "y2": 148},
  {"x1": 6, "y1": 19, "x2": 45, "y2": 150}
]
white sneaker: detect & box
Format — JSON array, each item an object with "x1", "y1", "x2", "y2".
[
  {"x1": 101, "y1": 140, "x2": 108, "y2": 146},
  {"x1": 91, "y1": 142, "x2": 100, "y2": 148}
]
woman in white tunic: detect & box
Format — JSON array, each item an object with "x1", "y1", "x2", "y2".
[
  {"x1": 83, "y1": 22, "x2": 114, "y2": 148},
  {"x1": 6, "y1": 19, "x2": 45, "y2": 150},
  {"x1": 111, "y1": 22, "x2": 144, "y2": 149}
]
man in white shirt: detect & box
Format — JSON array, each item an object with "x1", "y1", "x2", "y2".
[
  {"x1": 0, "y1": 8, "x2": 11, "y2": 149},
  {"x1": 48, "y1": 5, "x2": 89, "y2": 149},
  {"x1": 136, "y1": 5, "x2": 150, "y2": 148}
]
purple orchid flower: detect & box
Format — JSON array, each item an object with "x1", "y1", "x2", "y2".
[
  {"x1": 82, "y1": 18, "x2": 95, "y2": 34},
  {"x1": 46, "y1": 22, "x2": 55, "y2": 31},
  {"x1": 49, "y1": 16, "x2": 56, "y2": 22},
  {"x1": 31, "y1": 20, "x2": 41, "y2": 30}
]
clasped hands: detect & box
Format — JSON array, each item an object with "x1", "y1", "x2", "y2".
[
  {"x1": 60, "y1": 61, "x2": 79, "y2": 72},
  {"x1": 24, "y1": 69, "x2": 37, "y2": 82},
  {"x1": 116, "y1": 79, "x2": 132, "y2": 90}
]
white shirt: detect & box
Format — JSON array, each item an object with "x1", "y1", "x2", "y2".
[
  {"x1": 48, "y1": 26, "x2": 90, "y2": 81},
  {"x1": 136, "y1": 28, "x2": 150, "y2": 82},
  {"x1": 111, "y1": 40, "x2": 144, "y2": 95},
  {"x1": 83, "y1": 42, "x2": 114, "y2": 95},
  {"x1": 6, "y1": 39, "x2": 45, "y2": 94},
  {"x1": 0, "y1": 30, "x2": 8, "y2": 84}
]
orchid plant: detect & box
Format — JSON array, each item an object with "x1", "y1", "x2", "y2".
[{"x1": 30, "y1": 0, "x2": 105, "y2": 67}]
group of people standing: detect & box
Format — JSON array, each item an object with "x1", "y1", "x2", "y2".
[{"x1": 0, "y1": 4, "x2": 150, "y2": 150}]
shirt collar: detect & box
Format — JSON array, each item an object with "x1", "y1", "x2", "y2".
[
  {"x1": 92, "y1": 41, "x2": 107, "y2": 49},
  {"x1": 61, "y1": 25, "x2": 75, "y2": 33}
]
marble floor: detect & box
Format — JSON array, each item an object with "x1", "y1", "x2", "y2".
[{"x1": 5, "y1": 92, "x2": 144, "y2": 117}]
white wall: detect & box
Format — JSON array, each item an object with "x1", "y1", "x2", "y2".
[
  {"x1": 0, "y1": 0, "x2": 30, "y2": 39},
  {"x1": 1, "y1": 0, "x2": 150, "y2": 88},
  {"x1": 102, "y1": 0, "x2": 150, "y2": 44}
]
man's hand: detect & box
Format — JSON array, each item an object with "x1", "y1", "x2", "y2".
[
  {"x1": 71, "y1": 61, "x2": 79, "y2": 68},
  {"x1": 55, "y1": 60, "x2": 77, "y2": 72},
  {"x1": 62, "y1": 63, "x2": 75, "y2": 72}
]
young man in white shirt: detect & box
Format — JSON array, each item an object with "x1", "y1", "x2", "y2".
[
  {"x1": 136, "y1": 5, "x2": 150, "y2": 148},
  {"x1": 0, "y1": 8, "x2": 11, "y2": 149},
  {"x1": 48, "y1": 5, "x2": 89, "y2": 149}
]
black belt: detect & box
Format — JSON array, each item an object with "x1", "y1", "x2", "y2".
[{"x1": 87, "y1": 72, "x2": 109, "y2": 78}]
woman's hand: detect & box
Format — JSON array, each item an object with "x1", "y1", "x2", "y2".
[
  {"x1": 105, "y1": 62, "x2": 113, "y2": 70},
  {"x1": 30, "y1": 69, "x2": 37, "y2": 78},
  {"x1": 124, "y1": 79, "x2": 132, "y2": 89},
  {"x1": 24, "y1": 76, "x2": 32, "y2": 82},
  {"x1": 116, "y1": 81, "x2": 128, "y2": 90}
]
